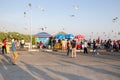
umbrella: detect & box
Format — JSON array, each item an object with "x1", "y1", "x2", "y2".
[
  {"x1": 75, "y1": 34, "x2": 85, "y2": 39},
  {"x1": 56, "y1": 34, "x2": 65, "y2": 39},
  {"x1": 65, "y1": 34, "x2": 74, "y2": 39}
]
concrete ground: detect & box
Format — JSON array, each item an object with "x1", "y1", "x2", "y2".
[{"x1": 0, "y1": 50, "x2": 120, "y2": 80}]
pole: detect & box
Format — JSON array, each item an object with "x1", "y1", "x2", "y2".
[{"x1": 29, "y1": 3, "x2": 32, "y2": 49}]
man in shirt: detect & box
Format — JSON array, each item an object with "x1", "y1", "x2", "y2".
[
  {"x1": 71, "y1": 40, "x2": 77, "y2": 58},
  {"x1": 11, "y1": 38, "x2": 18, "y2": 65},
  {"x1": 84, "y1": 40, "x2": 88, "y2": 54}
]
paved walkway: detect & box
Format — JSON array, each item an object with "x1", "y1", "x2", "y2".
[{"x1": 0, "y1": 51, "x2": 120, "y2": 80}]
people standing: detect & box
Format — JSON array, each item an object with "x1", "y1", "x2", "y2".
[
  {"x1": 53, "y1": 39, "x2": 56, "y2": 48},
  {"x1": 11, "y1": 38, "x2": 18, "y2": 65},
  {"x1": 61, "y1": 39, "x2": 65, "y2": 51},
  {"x1": 83, "y1": 40, "x2": 88, "y2": 54},
  {"x1": 39, "y1": 41, "x2": 43, "y2": 49},
  {"x1": 20, "y1": 38, "x2": 25, "y2": 48},
  {"x1": 2, "y1": 38, "x2": 7, "y2": 54},
  {"x1": 67, "y1": 39, "x2": 71, "y2": 56},
  {"x1": 71, "y1": 40, "x2": 77, "y2": 58},
  {"x1": 95, "y1": 40, "x2": 99, "y2": 54},
  {"x1": 93, "y1": 39, "x2": 96, "y2": 52}
]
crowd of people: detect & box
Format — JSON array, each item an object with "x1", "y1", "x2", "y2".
[
  {"x1": 91, "y1": 39, "x2": 120, "y2": 51},
  {"x1": 1, "y1": 37, "x2": 120, "y2": 61},
  {"x1": 48, "y1": 38, "x2": 120, "y2": 57}
]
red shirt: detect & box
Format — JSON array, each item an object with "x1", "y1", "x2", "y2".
[
  {"x1": 39, "y1": 41, "x2": 42, "y2": 46},
  {"x1": 2, "y1": 40, "x2": 7, "y2": 46}
]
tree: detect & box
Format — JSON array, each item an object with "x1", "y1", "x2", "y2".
[{"x1": 0, "y1": 32, "x2": 30, "y2": 42}]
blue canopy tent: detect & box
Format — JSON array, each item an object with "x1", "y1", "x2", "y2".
[
  {"x1": 34, "y1": 32, "x2": 51, "y2": 38},
  {"x1": 34, "y1": 32, "x2": 52, "y2": 46}
]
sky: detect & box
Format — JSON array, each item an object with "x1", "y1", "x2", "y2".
[{"x1": 0, "y1": 0, "x2": 120, "y2": 40}]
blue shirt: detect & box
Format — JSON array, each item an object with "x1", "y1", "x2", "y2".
[{"x1": 11, "y1": 42, "x2": 16, "y2": 52}]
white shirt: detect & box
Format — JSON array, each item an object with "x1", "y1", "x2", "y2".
[
  {"x1": 84, "y1": 42, "x2": 87, "y2": 48},
  {"x1": 21, "y1": 40, "x2": 24, "y2": 44}
]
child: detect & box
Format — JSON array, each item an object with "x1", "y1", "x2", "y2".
[{"x1": 6, "y1": 44, "x2": 10, "y2": 54}]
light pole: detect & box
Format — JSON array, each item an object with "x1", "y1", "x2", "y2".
[{"x1": 28, "y1": 3, "x2": 32, "y2": 49}]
